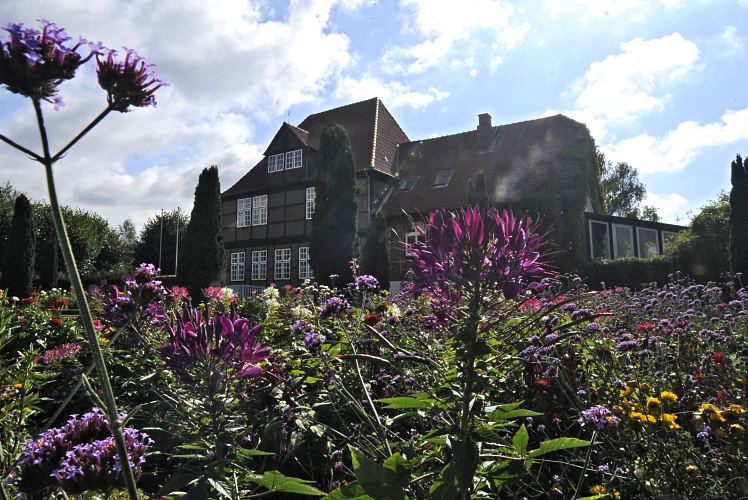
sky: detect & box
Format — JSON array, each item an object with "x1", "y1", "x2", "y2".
[{"x1": 0, "y1": 0, "x2": 746, "y2": 229}]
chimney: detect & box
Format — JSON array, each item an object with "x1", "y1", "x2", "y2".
[{"x1": 477, "y1": 113, "x2": 492, "y2": 131}]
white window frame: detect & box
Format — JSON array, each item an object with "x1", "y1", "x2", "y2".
[
  {"x1": 662, "y1": 230, "x2": 678, "y2": 248},
  {"x1": 230, "y1": 252, "x2": 245, "y2": 281},
  {"x1": 252, "y1": 195, "x2": 267, "y2": 226},
  {"x1": 405, "y1": 224, "x2": 425, "y2": 257},
  {"x1": 285, "y1": 149, "x2": 302, "y2": 170},
  {"x1": 251, "y1": 250, "x2": 267, "y2": 281},
  {"x1": 636, "y1": 227, "x2": 660, "y2": 258},
  {"x1": 612, "y1": 223, "x2": 634, "y2": 259},
  {"x1": 274, "y1": 248, "x2": 291, "y2": 280},
  {"x1": 305, "y1": 187, "x2": 316, "y2": 220},
  {"x1": 589, "y1": 220, "x2": 611, "y2": 260},
  {"x1": 237, "y1": 198, "x2": 252, "y2": 228},
  {"x1": 299, "y1": 246, "x2": 313, "y2": 280},
  {"x1": 268, "y1": 153, "x2": 285, "y2": 173}
]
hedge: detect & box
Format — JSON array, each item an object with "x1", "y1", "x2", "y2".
[{"x1": 586, "y1": 256, "x2": 672, "y2": 290}]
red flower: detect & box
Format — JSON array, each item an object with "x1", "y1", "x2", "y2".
[
  {"x1": 93, "y1": 319, "x2": 104, "y2": 331},
  {"x1": 363, "y1": 313, "x2": 380, "y2": 326},
  {"x1": 533, "y1": 378, "x2": 552, "y2": 391},
  {"x1": 49, "y1": 318, "x2": 63, "y2": 328},
  {"x1": 55, "y1": 299, "x2": 69, "y2": 307},
  {"x1": 711, "y1": 352, "x2": 725, "y2": 365},
  {"x1": 716, "y1": 389, "x2": 725, "y2": 402},
  {"x1": 520, "y1": 298, "x2": 542, "y2": 312},
  {"x1": 18, "y1": 317, "x2": 26, "y2": 326},
  {"x1": 21, "y1": 297, "x2": 36, "y2": 305},
  {"x1": 636, "y1": 323, "x2": 656, "y2": 331}
]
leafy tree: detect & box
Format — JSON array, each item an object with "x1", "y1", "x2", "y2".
[
  {"x1": 466, "y1": 170, "x2": 489, "y2": 209},
  {"x1": 134, "y1": 209, "x2": 188, "y2": 275},
  {"x1": 360, "y1": 211, "x2": 390, "y2": 290},
  {"x1": 310, "y1": 125, "x2": 359, "y2": 285},
  {"x1": 730, "y1": 154, "x2": 748, "y2": 277},
  {"x1": 2, "y1": 194, "x2": 35, "y2": 297},
  {"x1": 0, "y1": 182, "x2": 20, "y2": 262},
  {"x1": 117, "y1": 219, "x2": 137, "y2": 268},
  {"x1": 597, "y1": 149, "x2": 659, "y2": 220},
  {"x1": 666, "y1": 193, "x2": 730, "y2": 282},
  {"x1": 178, "y1": 166, "x2": 225, "y2": 296}
]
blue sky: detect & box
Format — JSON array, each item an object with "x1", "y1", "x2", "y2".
[{"x1": 0, "y1": 0, "x2": 746, "y2": 228}]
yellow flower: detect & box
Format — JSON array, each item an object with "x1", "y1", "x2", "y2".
[
  {"x1": 590, "y1": 485, "x2": 606, "y2": 495},
  {"x1": 630, "y1": 411, "x2": 657, "y2": 424},
  {"x1": 700, "y1": 403, "x2": 719, "y2": 414},
  {"x1": 660, "y1": 391, "x2": 678, "y2": 403},
  {"x1": 99, "y1": 337, "x2": 110, "y2": 344},
  {"x1": 620, "y1": 386, "x2": 633, "y2": 398},
  {"x1": 730, "y1": 423, "x2": 745, "y2": 434},
  {"x1": 639, "y1": 382, "x2": 652, "y2": 394},
  {"x1": 686, "y1": 464, "x2": 701, "y2": 478},
  {"x1": 660, "y1": 413, "x2": 680, "y2": 429},
  {"x1": 13, "y1": 383, "x2": 23, "y2": 390},
  {"x1": 646, "y1": 397, "x2": 661, "y2": 413},
  {"x1": 723, "y1": 404, "x2": 746, "y2": 417},
  {"x1": 708, "y1": 411, "x2": 726, "y2": 424}
]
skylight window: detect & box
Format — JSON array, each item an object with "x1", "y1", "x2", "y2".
[
  {"x1": 433, "y1": 170, "x2": 453, "y2": 188},
  {"x1": 397, "y1": 177, "x2": 417, "y2": 191}
]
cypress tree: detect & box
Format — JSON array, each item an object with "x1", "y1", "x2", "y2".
[
  {"x1": 729, "y1": 154, "x2": 748, "y2": 277},
  {"x1": 310, "y1": 125, "x2": 358, "y2": 285},
  {"x1": 360, "y1": 211, "x2": 390, "y2": 290},
  {"x1": 2, "y1": 194, "x2": 35, "y2": 297},
  {"x1": 467, "y1": 170, "x2": 489, "y2": 209},
  {"x1": 178, "y1": 166, "x2": 225, "y2": 297}
]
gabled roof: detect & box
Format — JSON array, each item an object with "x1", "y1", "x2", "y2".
[
  {"x1": 382, "y1": 114, "x2": 597, "y2": 216},
  {"x1": 263, "y1": 122, "x2": 310, "y2": 156},
  {"x1": 223, "y1": 98, "x2": 409, "y2": 197}
]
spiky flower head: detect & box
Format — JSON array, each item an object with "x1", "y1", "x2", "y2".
[{"x1": 96, "y1": 47, "x2": 166, "y2": 112}]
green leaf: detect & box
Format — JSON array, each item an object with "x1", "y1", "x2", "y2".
[
  {"x1": 528, "y1": 437, "x2": 590, "y2": 457},
  {"x1": 304, "y1": 376, "x2": 322, "y2": 384},
  {"x1": 376, "y1": 396, "x2": 436, "y2": 409},
  {"x1": 177, "y1": 443, "x2": 208, "y2": 450},
  {"x1": 428, "y1": 462, "x2": 459, "y2": 500},
  {"x1": 383, "y1": 452, "x2": 409, "y2": 477},
  {"x1": 248, "y1": 471, "x2": 324, "y2": 496},
  {"x1": 512, "y1": 424, "x2": 529, "y2": 455},
  {"x1": 453, "y1": 436, "x2": 479, "y2": 492},
  {"x1": 236, "y1": 447, "x2": 275, "y2": 458},
  {"x1": 323, "y1": 481, "x2": 374, "y2": 499},
  {"x1": 207, "y1": 478, "x2": 232, "y2": 499},
  {"x1": 487, "y1": 408, "x2": 543, "y2": 421},
  {"x1": 350, "y1": 448, "x2": 407, "y2": 500}
]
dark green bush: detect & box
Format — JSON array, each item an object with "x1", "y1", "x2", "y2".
[{"x1": 587, "y1": 256, "x2": 672, "y2": 289}]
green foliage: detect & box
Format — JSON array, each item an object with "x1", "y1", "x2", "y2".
[
  {"x1": 729, "y1": 154, "x2": 748, "y2": 276},
  {"x1": 135, "y1": 209, "x2": 188, "y2": 275},
  {"x1": 597, "y1": 147, "x2": 659, "y2": 221},
  {"x1": 667, "y1": 193, "x2": 730, "y2": 282},
  {"x1": 2, "y1": 195, "x2": 35, "y2": 297},
  {"x1": 360, "y1": 212, "x2": 390, "y2": 290},
  {"x1": 178, "y1": 166, "x2": 225, "y2": 296},
  {"x1": 311, "y1": 125, "x2": 359, "y2": 285},
  {"x1": 588, "y1": 256, "x2": 672, "y2": 289}
]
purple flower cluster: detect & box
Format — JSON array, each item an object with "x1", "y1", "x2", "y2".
[
  {"x1": 160, "y1": 307, "x2": 270, "y2": 382},
  {"x1": 407, "y1": 207, "x2": 547, "y2": 299},
  {"x1": 321, "y1": 296, "x2": 350, "y2": 318},
  {"x1": 0, "y1": 20, "x2": 97, "y2": 108},
  {"x1": 17, "y1": 408, "x2": 151, "y2": 495},
  {"x1": 97, "y1": 47, "x2": 166, "y2": 111},
  {"x1": 354, "y1": 274, "x2": 379, "y2": 291},
  {"x1": 104, "y1": 264, "x2": 167, "y2": 330},
  {"x1": 303, "y1": 330, "x2": 326, "y2": 354},
  {"x1": 35, "y1": 342, "x2": 82, "y2": 365},
  {"x1": 578, "y1": 405, "x2": 617, "y2": 430},
  {"x1": 291, "y1": 320, "x2": 314, "y2": 336}
]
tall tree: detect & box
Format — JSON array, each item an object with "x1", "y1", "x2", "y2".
[
  {"x1": 360, "y1": 211, "x2": 390, "y2": 290},
  {"x1": 178, "y1": 166, "x2": 225, "y2": 296},
  {"x1": 729, "y1": 154, "x2": 748, "y2": 276},
  {"x1": 117, "y1": 219, "x2": 137, "y2": 269},
  {"x1": 597, "y1": 148, "x2": 659, "y2": 220},
  {"x1": 466, "y1": 170, "x2": 489, "y2": 209},
  {"x1": 2, "y1": 194, "x2": 35, "y2": 297},
  {"x1": 134, "y1": 209, "x2": 188, "y2": 275},
  {"x1": 310, "y1": 125, "x2": 359, "y2": 285}
]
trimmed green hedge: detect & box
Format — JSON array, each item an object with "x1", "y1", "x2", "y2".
[{"x1": 586, "y1": 256, "x2": 672, "y2": 289}]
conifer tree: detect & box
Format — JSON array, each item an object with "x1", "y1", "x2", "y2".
[
  {"x1": 729, "y1": 154, "x2": 748, "y2": 277},
  {"x1": 178, "y1": 166, "x2": 225, "y2": 297},
  {"x1": 310, "y1": 125, "x2": 358, "y2": 285},
  {"x1": 360, "y1": 211, "x2": 390, "y2": 290},
  {"x1": 2, "y1": 194, "x2": 35, "y2": 297}
]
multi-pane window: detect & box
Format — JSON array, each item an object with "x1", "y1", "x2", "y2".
[
  {"x1": 274, "y1": 248, "x2": 291, "y2": 280},
  {"x1": 230, "y1": 252, "x2": 245, "y2": 281},
  {"x1": 612, "y1": 224, "x2": 634, "y2": 258},
  {"x1": 237, "y1": 198, "x2": 252, "y2": 228},
  {"x1": 251, "y1": 250, "x2": 267, "y2": 281},
  {"x1": 299, "y1": 246, "x2": 313, "y2": 280},
  {"x1": 405, "y1": 224, "x2": 425, "y2": 257},
  {"x1": 252, "y1": 195, "x2": 267, "y2": 226},
  {"x1": 285, "y1": 149, "x2": 302, "y2": 170},
  {"x1": 637, "y1": 227, "x2": 659, "y2": 258},
  {"x1": 268, "y1": 153, "x2": 284, "y2": 173},
  {"x1": 305, "y1": 187, "x2": 316, "y2": 220},
  {"x1": 589, "y1": 221, "x2": 611, "y2": 260}
]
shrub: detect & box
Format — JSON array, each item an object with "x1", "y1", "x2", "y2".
[{"x1": 587, "y1": 256, "x2": 672, "y2": 289}]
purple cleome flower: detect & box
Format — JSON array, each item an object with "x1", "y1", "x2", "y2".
[
  {"x1": 0, "y1": 20, "x2": 97, "y2": 108},
  {"x1": 160, "y1": 307, "x2": 270, "y2": 382},
  {"x1": 17, "y1": 408, "x2": 151, "y2": 495},
  {"x1": 578, "y1": 405, "x2": 617, "y2": 431},
  {"x1": 406, "y1": 206, "x2": 547, "y2": 299},
  {"x1": 97, "y1": 47, "x2": 166, "y2": 111}
]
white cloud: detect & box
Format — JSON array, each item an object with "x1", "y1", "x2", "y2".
[
  {"x1": 0, "y1": 0, "x2": 358, "y2": 228},
  {"x1": 569, "y1": 33, "x2": 699, "y2": 139},
  {"x1": 645, "y1": 192, "x2": 688, "y2": 221},
  {"x1": 335, "y1": 76, "x2": 449, "y2": 110},
  {"x1": 382, "y1": 0, "x2": 528, "y2": 75},
  {"x1": 719, "y1": 25, "x2": 744, "y2": 54},
  {"x1": 563, "y1": 0, "x2": 686, "y2": 20},
  {"x1": 603, "y1": 107, "x2": 748, "y2": 173}
]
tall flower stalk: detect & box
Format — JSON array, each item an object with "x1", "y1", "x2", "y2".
[
  {"x1": 0, "y1": 20, "x2": 166, "y2": 500},
  {"x1": 407, "y1": 206, "x2": 547, "y2": 498}
]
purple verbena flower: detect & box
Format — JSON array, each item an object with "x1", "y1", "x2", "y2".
[
  {"x1": 354, "y1": 274, "x2": 379, "y2": 291},
  {"x1": 321, "y1": 296, "x2": 350, "y2": 318},
  {"x1": 96, "y1": 47, "x2": 166, "y2": 111},
  {"x1": 578, "y1": 405, "x2": 617, "y2": 430}
]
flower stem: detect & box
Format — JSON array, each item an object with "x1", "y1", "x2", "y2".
[
  {"x1": 32, "y1": 98, "x2": 140, "y2": 500},
  {"x1": 52, "y1": 105, "x2": 113, "y2": 162},
  {"x1": 0, "y1": 133, "x2": 43, "y2": 161}
]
